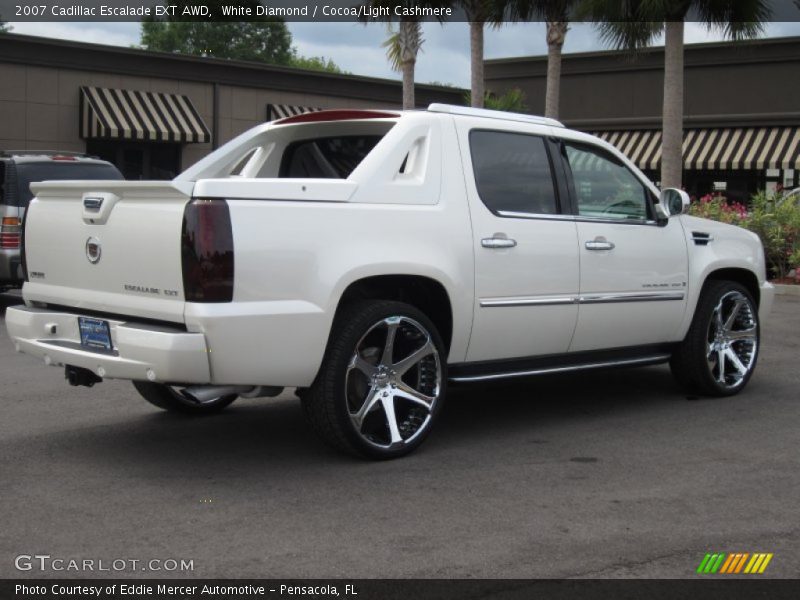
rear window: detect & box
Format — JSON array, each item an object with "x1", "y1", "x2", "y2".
[
  {"x1": 221, "y1": 121, "x2": 395, "y2": 180},
  {"x1": 15, "y1": 162, "x2": 124, "y2": 207},
  {"x1": 469, "y1": 130, "x2": 558, "y2": 215},
  {"x1": 279, "y1": 135, "x2": 385, "y2": 179}
]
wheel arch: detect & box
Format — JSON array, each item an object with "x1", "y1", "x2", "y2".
[
  {"x1": 334, "y1": 274, "x2": 454, "y2": 354},
  {"x1": 702, "y1": 267, "x2": 761, "y2": 307}
]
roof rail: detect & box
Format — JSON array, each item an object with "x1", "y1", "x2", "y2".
[{"x1": 427, "y1": 103, "x2": 564, "y2": 128}]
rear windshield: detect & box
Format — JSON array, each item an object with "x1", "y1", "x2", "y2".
[
  {"x1": 15, "y1": 162, "x2": 124, "y2": 207},
  {"x1": 279, "y1": 135, "x2": 385, "y2": 179}
]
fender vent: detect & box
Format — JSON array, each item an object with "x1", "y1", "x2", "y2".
[{"x1": 691, "y1": 231, "x2": 713, "y2": 246}]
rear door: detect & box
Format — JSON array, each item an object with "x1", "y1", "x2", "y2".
[
  {"x1": 456, "y1": 121, "x2": 580, "y2": 362},
  {"x1": 560, "y1": 140, "x2": 689, "y2": 352}
]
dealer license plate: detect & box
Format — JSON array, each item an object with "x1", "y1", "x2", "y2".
[{"x1": 78, "y1": 317, "x2": 112, "y2": 351}]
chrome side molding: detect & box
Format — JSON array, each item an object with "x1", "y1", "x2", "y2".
[{"x1": 480, "y1": 291, "x2": 685, "y2": 308}]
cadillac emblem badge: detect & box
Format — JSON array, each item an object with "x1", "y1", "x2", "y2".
[{"x1": 86, "y1": 237, "x2": 102, "y2": 264}]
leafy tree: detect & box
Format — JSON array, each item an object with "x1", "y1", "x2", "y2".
[
  {"x1": 582, "y1": 0, "x2": 770, "y2": 189},
  {"x1": 141, "y1": 21, "x2": 293, "y2": 64},
  {"x1": 141, "y1": 1, "x2": 293, "y2": 64},
  {"x1": 287, "y1": 54, "x2": 345, "y2": 74},
  {"x1": 141, "y1": 2, "x2": 342, "y2": 73}
]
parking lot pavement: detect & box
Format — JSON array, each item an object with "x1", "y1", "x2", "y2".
[{"x1": 1, "y1": 291, "x2": 798, "y2": 579}]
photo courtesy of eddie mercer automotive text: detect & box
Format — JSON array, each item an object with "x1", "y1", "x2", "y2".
[{"x1": 5, "y1": 103, "x2": 774, "y2": 460}]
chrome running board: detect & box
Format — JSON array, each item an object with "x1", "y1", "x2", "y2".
[{"x1": 448, "y1": 354, "x2": 671, "y2": 383}]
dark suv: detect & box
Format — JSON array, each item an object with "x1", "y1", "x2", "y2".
[{"x1": 1, "y1": 152, "x2": 123, "y2": 290}]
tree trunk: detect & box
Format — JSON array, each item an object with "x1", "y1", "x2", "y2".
[
  {"x1": 661, "y1": 20, "x2": 684, "y2": 189},
  {"x1": 470, "y1": 21, "x2": 484, "y2": 108},
  {"x1": 402, "y1": 59, "x2": 415, "y2": 110},
  {"x1": 545, "y1": 21, "x2": 568, "y2": 119}
]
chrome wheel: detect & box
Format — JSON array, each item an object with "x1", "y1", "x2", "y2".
[
  {"x1": 706, "y1": 290, "x2": 758, "y2": 389},
  {"x1": 345, "y1": 316, "x2": 442, "y2": 450}
]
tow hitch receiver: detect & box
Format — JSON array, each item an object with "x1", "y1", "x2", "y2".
[{"x1": 65, "y1": 365, "x2": 102, "y2": 387}]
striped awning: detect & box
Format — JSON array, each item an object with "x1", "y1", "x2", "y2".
[
  {"x1": 593, "y1": 127, "x2": 800, "y2": 171},
  {"x1": 80, "y1": 86, "x2": 210, "y2": 143},
  {"x1": 266, "y1": 103, "x2": 321, "y2": 121}
]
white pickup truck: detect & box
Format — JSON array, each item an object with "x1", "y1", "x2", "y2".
[{"x1": 6, "y1": 104, "x2": 774, "y2": 459}]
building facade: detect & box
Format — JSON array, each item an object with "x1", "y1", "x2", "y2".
[
  {"x1": 485, "y1": 37, "x2": 800, "y2": 202},
  {"x1": 0, "y1": 34, "x2": 463, "y2": 180}
]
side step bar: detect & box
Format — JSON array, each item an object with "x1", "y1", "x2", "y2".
[{"x1": 448, "y1": 345, "x2": 674, "y2": 383}]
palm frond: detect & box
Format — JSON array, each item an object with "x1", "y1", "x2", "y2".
[{"x1": 693, "y1": 0, "x2": 770, "y2": 40}]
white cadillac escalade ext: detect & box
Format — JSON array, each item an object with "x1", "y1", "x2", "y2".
[{"x1": 6, "y1": 105, "x2": 774, "y2": 459}]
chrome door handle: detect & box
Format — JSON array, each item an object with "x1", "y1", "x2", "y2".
[
  {"x1": 481, "y1": 237, "x2": 517, "y2": 249},
  {"x1": 585, "y1": 239, "x2": 615, "y2": 251}
]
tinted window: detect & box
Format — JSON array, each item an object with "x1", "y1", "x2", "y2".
[
  {"x1": 280, "y1": 135, "x2": 384, "y2": 179},
  {"x1": 564, "y1": 143, "x2": 651, "y2": 220},
  {"x1": 16, "y1": 162, "x2": 123, "y2": 207},
  {"x1": 469, "y1": 131, "x2": 557, "y2": 215}
]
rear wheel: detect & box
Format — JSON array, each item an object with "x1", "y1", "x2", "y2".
[
  {"x1": 132, "y1": 381, "x2": 238, "y2": 415},
  {"x1": 670, "y1": 280, "x2": 759, "y2": 396},
  {"x1": 302, "y1": 300, "x2": 446, "y2": 459}
]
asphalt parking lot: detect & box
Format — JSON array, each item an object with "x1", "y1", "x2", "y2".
[{"x1": 1, "y1": 291, "x2": 798, "y2": 579}]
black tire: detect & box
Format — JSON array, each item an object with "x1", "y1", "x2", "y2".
[
  {"x1": 132, "y1": 381, "x2": 238, "y2": 415},
  {"x1": 670, "y1": 280, "x2": 760, "y2": 397},
  {"x1": 302, "y1": 300, "x2": 447, "y2": 459}
]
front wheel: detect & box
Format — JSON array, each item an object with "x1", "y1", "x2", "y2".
[
  {"x1": 302, "y1": 300, "x2": 447, "y2": 459},
  {"x1": 670, "y1": 280, "x2": 760, "y2": 396},
  {"x1": 132, "y1": 381, "x2": 238, "y2": 415}
]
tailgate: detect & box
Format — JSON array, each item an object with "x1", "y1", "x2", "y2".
[{"x1": 22, "y1": 180, "x2": 194, "y2": 323}]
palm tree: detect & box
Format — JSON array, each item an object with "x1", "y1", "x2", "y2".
[
  {"x1": 368, "y1": 1, "x2": 454, "y2": 109},
  {"x1": 455, "y1": 1, "x2": 493, "y2": 108},
  {"x1": 502, "y1": 1, "x2": 578, "y2": 119},
  {"x1": 382, "y1": 21, "x2": 424, "y2": 109},
  {"x1": 582, "y1": 1, "x2": 770, "y2": 189}
]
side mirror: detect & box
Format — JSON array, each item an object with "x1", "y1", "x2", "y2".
[{"x1": 660, "y1": 188, "x2": 690, "y2": 217}]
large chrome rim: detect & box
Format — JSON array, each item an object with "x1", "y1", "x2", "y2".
[
  {"x1": 707, "y1": 291, "x2": 758, "y2": 389},
  {"x1": 345, "y1": 316, "x2": 442, "y2": 450}
]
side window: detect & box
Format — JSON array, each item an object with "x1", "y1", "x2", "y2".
[
  {"x1": 564, "y1": 142, "x2": 651, "y2": 221},
  {"x1": 469, "y1": 130, "x2": 558, "y2": 215}
]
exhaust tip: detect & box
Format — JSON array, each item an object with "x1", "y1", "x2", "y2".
[{"x1": 65, "y1": 365, "x2": 102, "y2": 387}]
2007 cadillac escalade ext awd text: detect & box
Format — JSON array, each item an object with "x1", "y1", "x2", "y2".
[{"x1": 5, "y1": 105, "x2": 774, "y2": 458}]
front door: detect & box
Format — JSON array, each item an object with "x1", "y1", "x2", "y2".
[
  {"x1": 456, "y1": 123, "x2": 580, "y2": 363},
  {"x1": 560, "y1": 141, "x2": 689, "y2": 352}
]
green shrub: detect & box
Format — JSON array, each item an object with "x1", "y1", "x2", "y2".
[{"x1": 688, "y1": 191, "x2": 800, "y2": 280}]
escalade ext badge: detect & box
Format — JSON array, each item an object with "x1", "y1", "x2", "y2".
[{"x1": 85, "y1": 237, "x2": 101, "y2": 264}]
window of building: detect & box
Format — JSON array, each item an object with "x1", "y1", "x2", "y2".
[
  {"x1": 86, "y1": 141, "x2": 181, "y2": 180},
  {"x1": 564, "y1": 143, "x2": 651, "y2": 221},
  {"x1": 469, "y1": 130, "x2": 558, "y2": 215}
]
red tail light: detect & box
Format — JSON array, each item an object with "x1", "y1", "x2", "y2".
[
  {"x1": 20, "y1": 211, "x2": 28, "y2": 282},
  {"x1": 181, "y1": 199, "x2": 234, "y2": 302},
  {"x1": 1, "y1": 217, "x2": 21, "y2": 249}
]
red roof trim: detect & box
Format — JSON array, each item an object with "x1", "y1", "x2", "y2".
[{"x1": 275, "y1": 109, "x2": 401, "y2": 125}]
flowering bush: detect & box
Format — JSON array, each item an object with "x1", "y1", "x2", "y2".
[
  {"x1": 688, "y1": 190, "x2": 800, "y2": 281},
  {"x1": 689, "y1": 193, "x2": 748, "y2": 224}
]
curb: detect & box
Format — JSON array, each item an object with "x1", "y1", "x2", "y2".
[{"x1": 772, "y1": 283, "x2": 800, "y2": 296}]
